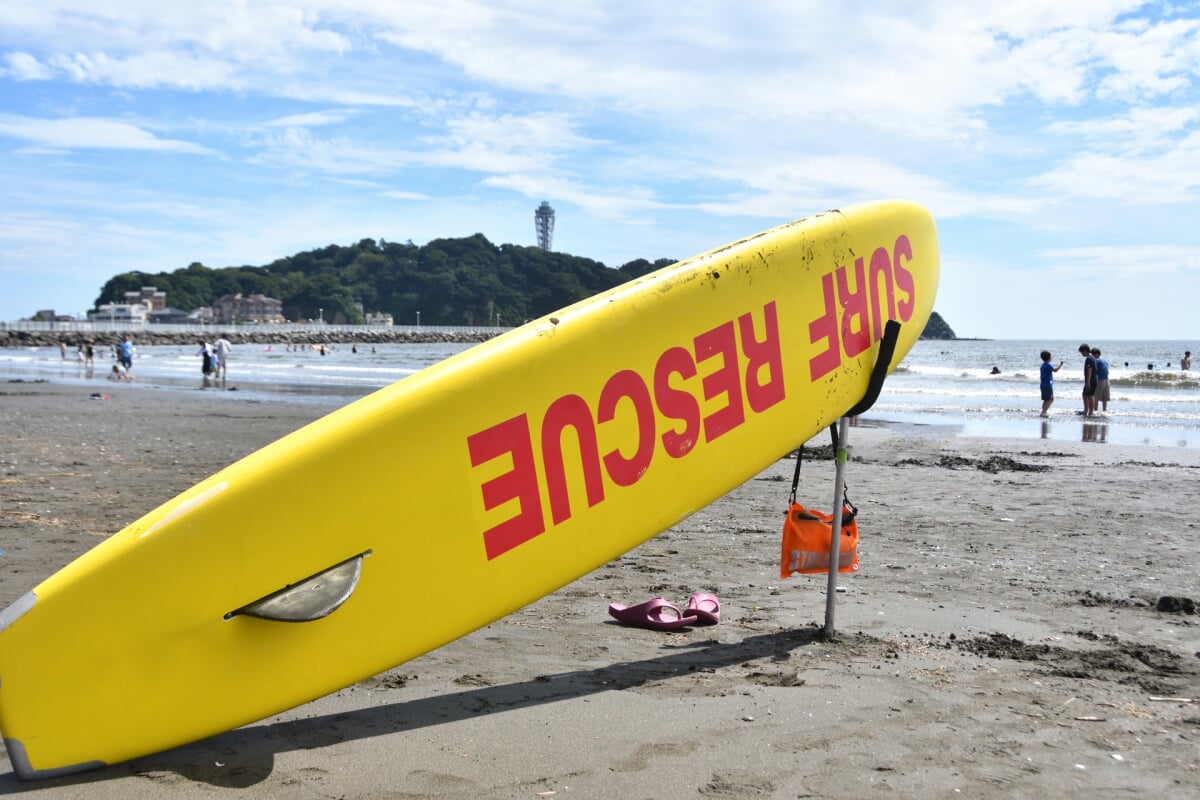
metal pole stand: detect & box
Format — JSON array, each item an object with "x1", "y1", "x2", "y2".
[{"x1": 823, "y1": 416, "x2": 851, "y2": 637}]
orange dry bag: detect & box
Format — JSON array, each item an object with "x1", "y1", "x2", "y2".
[{"x1": 780, "y1": 501, "x2": 859, "y2": 578}]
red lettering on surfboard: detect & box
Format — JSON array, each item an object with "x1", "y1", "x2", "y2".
[
  {"x1": 808, "y1": 234, "x2": 917, "y2": 381},
  {"x1": 597, "y1": 370, "x2": 656, "y2": 487},
  {"x1": 467, "y1": 415, "x2": 547, "y2": 560},
  {"x1": 469, "y1": 302, "x2": 785, "y2": 560}
]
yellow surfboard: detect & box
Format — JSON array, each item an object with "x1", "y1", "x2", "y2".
[{"x1": 0, "y1": 199, "x2": 938, "y2": 778}]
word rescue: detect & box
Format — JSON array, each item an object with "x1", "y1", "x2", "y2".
[
  {"x1": 468, "y1": 302, "x2": 784, "y2": 560},
  {"x1": 469, "y1": 233, "x2": 919, "y2": 560}
]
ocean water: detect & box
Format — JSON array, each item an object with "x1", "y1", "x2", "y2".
[
  {"x1": 0, "y1": 341, "x2": 472, "y2": 401},
  {"x1": 2, "y1": 337, "x2": 1196, "y2": 449},
  {"x1": 876, "y1": 339, "x2": 1198, "y2": 448}
]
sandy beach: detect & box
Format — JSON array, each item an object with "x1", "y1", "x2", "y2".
[{"x1": 1, "y1": 380, "x2": 1197, "y2": 799}]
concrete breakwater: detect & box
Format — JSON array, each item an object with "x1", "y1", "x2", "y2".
[{"x1": 1, "y1": 328, "x2": 497, "y2": 349}]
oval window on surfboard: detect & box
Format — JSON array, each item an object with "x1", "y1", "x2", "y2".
[{"x1": 226, "y1": 552, "x2": 369, "y2": 622}]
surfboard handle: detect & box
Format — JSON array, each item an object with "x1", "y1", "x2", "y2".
[
  {"x1": 844, "y1": 320, "x2": 901, "y2": 418},
  {"x1": 789, "y1": 319, "x2": 901, "y2": 504},
  {"x1": 225, "y1": 551, "x2": 371, "y2": 622}
]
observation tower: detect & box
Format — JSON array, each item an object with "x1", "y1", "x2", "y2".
[{"x1": 535, "y1": 201, "x2": 555, "y2": 251}]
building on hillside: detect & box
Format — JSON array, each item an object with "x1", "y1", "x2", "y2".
[
  {"x1": 212, "y1": 293, "x2": 285, "y2": 324},
  {"x1": 364, "y1": 312, "x2": 394, "y2": 326},
  {"x1": 148, "y1": 307, "x2": 193, "y2": 325},
  {"x1": 88, "y1": 303, "x2": 149, "y2": 325},
  {"x1": 124, "y1": 286, "x2": 167, "y2": 311}
]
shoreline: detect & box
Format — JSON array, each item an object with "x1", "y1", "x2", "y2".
[
  {"x1": 1, "y1": 382, "x2": 1197, "y2": 797},
  {"x1": 7, "y1": 361, "x2": 1197, "y2": 451}
]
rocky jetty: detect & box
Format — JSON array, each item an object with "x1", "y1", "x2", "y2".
[{"x1": 0, "y1": 328, "x2": 497, "y2": 349}]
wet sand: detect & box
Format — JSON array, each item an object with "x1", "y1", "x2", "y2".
[{"x1": 1, "y1": 380, "x2": 1197, "y2": 798}]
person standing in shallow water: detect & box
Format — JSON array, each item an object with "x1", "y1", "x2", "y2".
[
  {"x1": 1039, "y1": 350, "x2": 1064, "y2": 417},
  {"x1": 1078, "y1": 343, "x2": 1097, "y2": 417},
  {"x1": 117, "y1": 334, "x2": 134, "y2": 377},
  {"x1": 196, "y1": 341, "x2": 217, "y2": 384},
  {"x1": 1091, "y1": 347, "x2": 1110, "y2": 413},
  {"x1": 214, "y1": 336, "x2": 232, "y2": 381}
]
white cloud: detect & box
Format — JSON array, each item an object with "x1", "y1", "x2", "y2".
[
  {"x1": 266, "y1": 110, "x2": 358, "y2": 128},
  {"x1": 3, "y1": 2, "x2": 1197, "y2": 149},
  {"x1": 249, "y1": 109, "x2": 596, "y2": 178},
  {"x1": 247, "y1": 127, "x2": 402, "y2": 175},
  {"x1": 1047, "y1": 105, "x2": 1200, "y2": 151},
  {"x1": 357, "y1": 1, "x2": 1200, "y2": 143},
  {"x1": 1030, "y1": 131, "x2": 1200, "y2": 203},
  {"x1": 0, "y1": 209, "x2": 83, "y2": 247},
  {"x1": 273, "y1": 85, "x2": 418, "y2": 107},
  {"x1": 0, "y1": 114, "x2": 214, "y2": 153},
  {"x1": 692, "y1": 154, "x2": 1041, "y2": 223},
  {"x1": 1092, "y1": 16, "x2": 1200, "y2": 101},
  {"x1": 0, "y1": 1, "x2": 350, "y2": 92},
  {"x1": 45, "y1": 50, "x2": 245, "y2": 91},
  {"x1": 2, "y1": 51, "x2": 54, "y2": 80},
  {"x1": 444, "y1": 111, "x2": 596, "y2": 155},
  {"x1": 483, "y1": 172, "x2": 666, "y2": 220},
  {"x1": 1040, "y1": 242, "x2": 1200, "y2": 276},
  {"x1": 380, "y1": 189, "x2": 429, "y2": 201}
]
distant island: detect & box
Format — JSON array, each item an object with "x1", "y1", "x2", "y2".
[{"x1": 920, "y1": 311, "x2": 956, "y2": 340}]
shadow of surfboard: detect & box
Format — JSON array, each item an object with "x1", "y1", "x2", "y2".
[{"x1": 5, "y1": 626, "x2": 835, "y2": 790}]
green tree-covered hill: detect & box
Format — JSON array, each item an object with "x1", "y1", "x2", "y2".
[
  {"x1": 97, "y1": 234, "x2": 954, "y2": 336},
  {"x1": 96, "y1": 236, "x2": 674, "y2": 326}
]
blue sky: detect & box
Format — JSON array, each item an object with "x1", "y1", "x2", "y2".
[{"x1": 1, "y1": 1, "x2": 1198, "y2": 339}]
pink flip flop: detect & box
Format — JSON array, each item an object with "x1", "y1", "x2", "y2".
[
  {"x1": 607, "y1": 598, "x2": 698, "y2": 630},
  {"x1": 685, "y1": 592, "x2": 720, "y2": 625}
]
